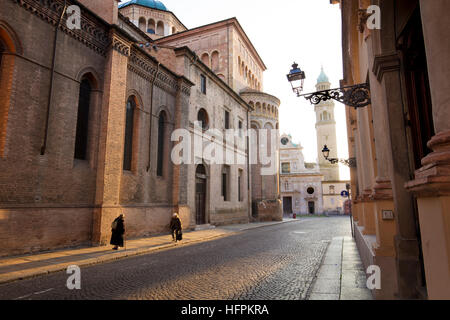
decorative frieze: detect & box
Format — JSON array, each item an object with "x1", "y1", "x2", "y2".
[
  {"x1": 128, "y1": 49, "x2": 181, "y2": 95},
  {"x1": 11, "y1": 0, "x2": 110, "y2": 56},
  {"x1": 112, "y1": 36, "x2": 130, "y2": 56}
]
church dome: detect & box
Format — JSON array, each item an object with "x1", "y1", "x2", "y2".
[
  {"x1": 119, "y1": 0, "x2": 167, "y2": 11},
  {"x1": 317, "y1": 67, "x2": 329, "y2": 83}
]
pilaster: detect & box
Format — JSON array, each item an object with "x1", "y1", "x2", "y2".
[{"x1": 92, "y1": 31, "x2": 131, "y2": 245}]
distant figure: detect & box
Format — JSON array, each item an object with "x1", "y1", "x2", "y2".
[
  {"x1": 111, "y1": 213, "x2": 125, "y2": 250},
  {"x1": 169, "y1": 213, "x2": 182, "y2": 242}
]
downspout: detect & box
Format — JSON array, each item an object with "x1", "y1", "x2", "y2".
[
  {"x1": 247, "y1": 108, "x2": 251, "y2": 219},
  {"x1": 147, "y1": 62, "x2": 160, "y2": 172},
  {"x1": 41, "y1": 1, "x2": 67, "y2": 155}
]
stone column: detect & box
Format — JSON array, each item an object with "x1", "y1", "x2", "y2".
[
  {"x1": 419, "y1": 0, "x2": 450, "y2": 135},
  {"x1": 404, "y1": 0, "x2": 450, "y2": 299},
  {"x1": 371, "y1": 50, "x2": 397, "y2": 255},
  {"x1": 92, "y1": 32, "x2": 131, "y2": 245},
  {"x1": 378, "y1": 54, "x2": 422, "y2": 299}
]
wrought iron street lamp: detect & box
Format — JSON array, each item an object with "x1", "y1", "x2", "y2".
[
  {"x1": 322, "y1": 145, "x2": 357, "y2": 168},
  {"x1": 287, "y1": 63, "x2": 371, "y2": 109},
  {"x1": 287, "y1": 62, "x2": 306, "y2": 96}
]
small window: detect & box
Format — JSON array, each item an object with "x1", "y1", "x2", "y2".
[
  {"x1": 329, "y1": 185, "x2": 335, "y2": 195},
  {"x1": 224, "y1": 110, "x2": 230, "y2": 129},
  {"x1": 238, "y1": 120, "x2": 243, "y2": 137},
  {"x1": 200, "y1": 74, "x2": 206, "y2": 94},
  {"x1": 282, "y1": 162, "x2": 291, "y2": 174},
  {"x1": 307, "y1": 187, "x2": 315, "y2": 195}
]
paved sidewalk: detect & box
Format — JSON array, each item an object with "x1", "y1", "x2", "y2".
[
  {"x1": 0, "y1": 219, "x2": 296, "y2": 285},
  {"x1": 307, "y1": 236, "x2": 373, "y2": 300}
]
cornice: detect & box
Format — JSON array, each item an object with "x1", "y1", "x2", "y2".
[
  {"x1": 372, "y1": 52, "x2": 401, "y2": 82},
  {"x1": 127, "y1": 47, "x2": 192, "y2": 96},
  {"x1": 12, "y1": 0, "x2": 110, "y2": 56}
]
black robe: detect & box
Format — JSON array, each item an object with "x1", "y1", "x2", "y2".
[
  {"x1": 110, "y1": 217, "x2": 125, "y2": 247},
  {"x1": 169, "y1": 217, "x2": 182, "y2": 231}
]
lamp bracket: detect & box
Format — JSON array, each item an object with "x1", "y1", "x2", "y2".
[
  {"x1": 300, "y1": 83, "x2": 370, "y2": 109},
  {"x1": 327, "y1": 157, "x2": 357, "y2": 168}
]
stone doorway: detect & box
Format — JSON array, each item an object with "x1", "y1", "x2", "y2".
[
  {"x1": 283, "y1": 197, "x2": 292, "y2": 214},
  {"x1": 308, "y1": 201, "x2": 315, "y2": 214},
  {"x1": 195, "y1": 164, "x2": 207, "y2": 225}
]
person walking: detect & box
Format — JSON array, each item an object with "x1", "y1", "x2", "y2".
[
  {"x1": 169, "y1": 213, "x2": 182, "y2": 243},
  {"x1": 110, "y1": 213, "x2": 125, "y2": 250}
]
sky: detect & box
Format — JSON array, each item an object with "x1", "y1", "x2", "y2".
[{"x1": 120, "y1": 0, "x2": 350, "y2": 180}]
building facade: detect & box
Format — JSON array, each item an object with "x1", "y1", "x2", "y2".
[
  {"x1": 0, "y1": 0, "x2": 281, "y2": 257},
  {"x1": 279, "y1": 134, "x2": 324, "y2": 215},
  {"x1": 334, "y1": 0, "x2": 450, "y2": 299}
]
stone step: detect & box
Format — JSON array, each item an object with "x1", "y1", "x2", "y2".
[{"x1": 194, "y1": 224, "x2": 216, "y2": 231}]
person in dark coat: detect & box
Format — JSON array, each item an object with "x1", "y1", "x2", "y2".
[
  {"x1": 169, "y1": 213, "x2": 182, "y2": 242},
  {"x1": 110, "y1": 213, "x2": 125, "y2": 250}
]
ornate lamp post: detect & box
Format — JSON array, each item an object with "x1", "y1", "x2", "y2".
[
  {"x1": 322, "y1": 145, "x2": 357, "y2": 168},
  {"x1": 287, "y1": 63, "x2": 371, "y2": 109}
]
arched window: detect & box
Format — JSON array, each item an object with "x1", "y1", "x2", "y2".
[
  {"x1": 256, "y1": 102, "x2": 261, "y2": 113},
  {"x1": 0, "y1": 31, "x2": 16, "y2": 157},
  {"x1": 171, "y1": 26, "x2": 176, "y2": 34},
  {"x1": 138, "y1": 17, "x2": 146, "y2": 32},
  {"x1": 197, "y1": 108, "x2": 209, "y2": 130},
  {"x1": 74, "y1": 77, "x2": 92, "y2": 160},
  {"x1": 211, "y1": 51, "x2": 219, "y2": 71},
  {"x1": 201, "y1": 53, "x2": 210, "y2": 68},
  {"x1": 148, "y1": 19, "x2": 156, "y2": 34},
  {"x1": 157, "y1": 111, "x2": 166, "y2": 177},
  {"x1": 156, "y1": 21, "x2": 164, "y2": 36},
  {"x1": 123, "y1": 97, "x2": 135, "y2": 171},
  {"x1": 322, "y1": 111, "x2": 329, "y2": 121}
]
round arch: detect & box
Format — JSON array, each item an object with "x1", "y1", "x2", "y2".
[{"x1": 76, "y1": 67, "x2": 101, "y2": 90}]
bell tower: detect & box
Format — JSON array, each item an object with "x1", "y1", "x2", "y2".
[{"x1": 314, "y1": 67, "x2": 340, "y2": 181}]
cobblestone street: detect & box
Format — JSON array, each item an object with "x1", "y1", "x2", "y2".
[{"x1": 0, "y1": 217, "x2": 353, "y2": 300}]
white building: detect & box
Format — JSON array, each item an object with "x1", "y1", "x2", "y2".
[{"x1": 279, "y1": 134, "x2": 324, "y2": 215}]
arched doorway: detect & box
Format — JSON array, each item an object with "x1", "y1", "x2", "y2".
[{"x1": 195, "y1": 164, "x2": 207, "y2": 225}]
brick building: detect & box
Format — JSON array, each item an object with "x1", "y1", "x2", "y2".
[{"x1": 0, "y1": 0, "x2": 281, "y2": 257}]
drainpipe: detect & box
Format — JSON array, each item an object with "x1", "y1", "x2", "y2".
[
  {"x1": 147, "y1": 62, "x2": 160, "y2": 172},
  {"x1": 247, "y1": 108, "x2": 251, "y2": 219},
  {"x1": 41, "y1": 1, "x2": 67, "y2": 155}
]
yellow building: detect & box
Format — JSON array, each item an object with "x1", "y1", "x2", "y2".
[{"x1": 333, "y1": 0, "x2": 450, "y2": 299}]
